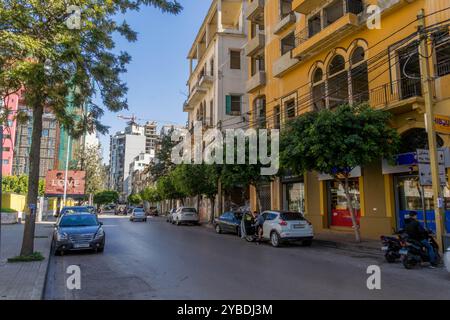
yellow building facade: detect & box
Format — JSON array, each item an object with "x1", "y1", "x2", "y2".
[{"x1": 246, "y1": 0, "x2": 450, "y2": 238}]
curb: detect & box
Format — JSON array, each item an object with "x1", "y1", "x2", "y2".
[
  {"x1": 313, "y1": 238, "x2": 382, "y2": 255},
  {"x1": 31, "y1": 229, "x2": 53, "y2": 300}
]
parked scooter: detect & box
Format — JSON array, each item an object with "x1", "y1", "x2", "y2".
[
  {"x1": 400, "y1": 230, "x2": 441, "y2": 269},
  {"x1": 380, "y1": 230, "x2": 406, "y2": 263}
]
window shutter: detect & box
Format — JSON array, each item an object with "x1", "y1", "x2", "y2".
[{"x1": 225, "y1": 95, "x2": 231, "y2": 115}]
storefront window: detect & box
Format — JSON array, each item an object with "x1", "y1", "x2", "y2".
[
  {"x1": 328, "y1": 179, "x2": 361, "y2": 227},
  {"x1": 285, "y1": 182, "x2": 305, "y2": 213},
  {"x1": 395, "y1": 175, "x2": 450, "y2": 232}
]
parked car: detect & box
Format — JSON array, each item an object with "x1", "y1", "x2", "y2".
[
  {"x1": 130, "y1": 207, "x2": 147, "y2": 222},
  {"x1": 172, "y1": 207, "x2": 199, "y2": 225},
  {"x1": 260, "y1": 211, "x2": 314, "y2": 247},
  {"x1": 214, "y1": 211, "x2": 243, "y2": 236},
  {"x1": 52, "y1": 213, "x2": 105, "y2": 255},
  {"x1": 148, "y1": 207, "x2": 159, "y2": 216},
  {"x1": 444, "y1": 247, "x2": 450, "y2": 274},
  {"x1": 166, "y1": 208, "x2": 177, "y2": 223},
  {"x1": 101, "y1": 204, "x2": 116, "y2": 215},
  {"x1": 60, "y1": 206, "x2": 93, "y2": 216}
]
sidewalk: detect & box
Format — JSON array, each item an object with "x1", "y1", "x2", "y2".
[
  {"x1": 0, "y1": 222, "x2": 54, "y2": 300},
  {"x1": 313, "y1": 229, "x2": 382, "y2": 255}
]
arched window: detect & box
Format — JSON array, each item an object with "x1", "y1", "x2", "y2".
[
  {"x1": 350, "y1": 46, "x2": 369, "y2": 103},
  {"x1": 399, "y1": 128, "x2": 444, "y2": 153},
  {"x1": 312, "y1": 68, "x2": 326, "y2": 111},
  {"x1": 328, "y1": 55, "x2": 348, "y2": 109}
]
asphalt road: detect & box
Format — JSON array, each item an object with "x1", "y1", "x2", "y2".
[{"x1": 44, "y1": 215, "x2": 450, "y2": 300}]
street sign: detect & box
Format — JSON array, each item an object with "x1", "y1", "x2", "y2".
[
  {"x1": 417, "y1": 149, "x2": 447, "y2": 186},
  {"x1": 435, "y1": 114, "x2": 450, "y2": 135}
]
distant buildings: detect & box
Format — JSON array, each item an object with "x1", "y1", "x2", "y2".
[
  {"x1": 0, "y1": 91, "x2": 20, "y2": 176},
  {"x1": 108, "y1": 121, "x2": 158, "y2": 201}
]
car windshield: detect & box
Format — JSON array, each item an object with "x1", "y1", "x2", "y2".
[
  {"x1": 62, "y1": 207, "x2": 91, "y2": 214},
  {"x1": 280, "y1": 212, "x2": 305, "y2": 221},
  {"x1": 59, "y1": 215, "x2": 99, "y2": 227},
  {"x1": 182, "y1": 208, "x2": 196, "y2": 213}
]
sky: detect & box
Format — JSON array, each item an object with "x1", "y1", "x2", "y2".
[{"x1": 98, "y1": 1, "x2": 211, "y2": 163}]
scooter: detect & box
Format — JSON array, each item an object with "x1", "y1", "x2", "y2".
[
  {"x1": 400, "y1": 230, "x2": 441, "y2": 269},
  {"x1": 380, "y1": 229, "x2": 407, "y2": 263}
]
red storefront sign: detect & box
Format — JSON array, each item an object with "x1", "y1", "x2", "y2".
[{"x1": 45, "y1": 170, "x2": 86, "y2": 195}]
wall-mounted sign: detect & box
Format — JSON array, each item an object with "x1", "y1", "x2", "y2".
[{"x1": 435, "y1": 114, "x2": 450, "y2": 135}]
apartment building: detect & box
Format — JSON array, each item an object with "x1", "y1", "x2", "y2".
[
  {"x1": 184, "y1": 0, "x2": 249, "y2": 132},
  {"x1": 246, "y1": 0, "x2": 450, "y2": 238},
  {"x1": 0, "y1": 91, "x2": 20, "y2": 176},
  {"x1": 129, "y1": 152, "x2": 154, "y2": 194}
]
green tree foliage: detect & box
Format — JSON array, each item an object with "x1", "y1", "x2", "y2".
[
  {"x1": 93, "y1": 190, "x2": 119, "y2": 206},
  {"x1": 140, "y1": 187, "x2": 161, "y2": 203},
  {"x1": 150, "y1": 128, "x2": 177, "y2": 181},
  {"x1": 2, "y1": 175, "x2": 45, "y2": 196},
  {"x1": 280, "y1": 103, "x2": 400, "y2": 241},
  {"x1": 156, "y1": 173, "x2": 185, "y2": 203},
  {"x1": 0, "y1": 0, "x2": 182, "y2": 256},
  {"x1": 127, "y1": 193, "x2": 142, "y2": 205}
]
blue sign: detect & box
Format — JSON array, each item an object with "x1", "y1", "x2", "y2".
[
  {"x1": 395, "y1": 152, "x2": 417, "y2": 166},
  {"x1": 28, "y1": 204, "x2": 36, "y2": 210}
]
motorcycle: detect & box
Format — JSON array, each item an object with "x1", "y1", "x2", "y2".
[
  {"x1": 380, "y1": 230, "x2": 406, "y2": 263},
  {"x1": 400, "y1": 230, "x2": 441, "y2": 269}
]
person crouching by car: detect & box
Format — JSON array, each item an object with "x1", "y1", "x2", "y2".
[
  {"x1": 405, "y1": 211, "x2": 438, "y2": 267},
  {"x1": 252, "y1": 211, "x2": 265, "y2": 242}
]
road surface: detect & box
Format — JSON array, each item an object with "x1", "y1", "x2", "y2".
[{"x1": 44, "y1": 215, "x2": 450, "y2": 300}]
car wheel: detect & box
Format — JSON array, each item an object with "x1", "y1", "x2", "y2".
[
  {"x1": 97, "y1": 247, "x2": 104, "y2": 253},
  {"x1": 271, "y1": 232, "x2": 281, "y2": 247},
  {"x1": 302, "y1": 240, "x2": 312, "y2": 247},
  {"x1": 215, "y1": 224, "x2": 222, "y2": 234}
]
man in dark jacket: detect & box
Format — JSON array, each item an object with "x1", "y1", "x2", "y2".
[{"x1": 405, "y1": 211, "x2": 438, "y2": 267}]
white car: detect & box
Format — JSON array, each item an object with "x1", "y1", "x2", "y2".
[
  {"x1": 261, "y1": 211, "x2": 314, "y2": 247},
  {"x1": 166, "y1": 208, "x2": 177, "y2": 223},
  {"x1": 130, "y1": 208, "x2": 147, "y2": 222},
  {"x1": 172, "y1": 207, "x2": 199, "y2": 225}
]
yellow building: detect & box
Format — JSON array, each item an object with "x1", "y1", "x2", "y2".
[{"x1": 246, "y1": 0, "x2": 450, "y2": 238}]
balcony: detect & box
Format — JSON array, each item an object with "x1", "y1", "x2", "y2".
[
  {"x1": 246, "y1": 71, "x2": 266, "y2": 93},
  {"x1": 245, "y1": 34, "x2": 265, "y2": 57},
  {"x1": 370, "y1": 78, "x2": 424, "y2": 114},
  {"x1": 292, "y1": 13, "x2": 359, "y2": 60},
  {"x1": 246, "y1": 0, "x2": 265, "y2": 23},
  {"x1": 274, "y1": 12, "x2": 297, "y2": 35},
  {"x1": 186, "y1": 84, "x2": 207, "y2": 107},
  {"x1": 198, "y1": 74, "x2": 214, "y2": 89},
  {"x1": 183, "y1": 100, "x2": 193, "y2": 112},
  {"x1": 273, "y1": 51, "x2": 300, "y2": 77},
  {"x1": 293, "y1": 0, "x2": 328, "y2": 14}
]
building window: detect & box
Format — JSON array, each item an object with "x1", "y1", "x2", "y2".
[
  {"x1": 210, "y1": 100, "x2": 214, "y2": 127},
  {"x1": 434, "y1": 30, "x2": 450, "y2": 77},
  {"x1": 42, "y1": 129, "x2": 49, "y2": 137},
  {"x1": 3, "y1": 147, "x2": 10, "y2": 152},
  {"x1": 285, "y1": 99, "x2": 296, "y2": 120},
  {"x1": 281, "y1": 32, "x2": 296, "y2": 55},
  {"x1": 2, "y1": 159, "x2": 9, "y2": 165},
  {"x1": 350, "y1": 46, "x2": 369, "y2": 103},
  {"x1": 280, "y1": 0, "x2": 293, "y2": 18},
  {"x1": 312, "y1": 68, "x2": 326, "y2": 111},
  {"x1": 328, "y1": 55, "x2": 349, "y2": 109},
  {"x1": 226, "y1": 95, "x2": 242, "y2": 116},
  {"x1": 230, "y1": 50, "x2": 241, "y2": 70},
  {"x1": 210, "y1": 58, "x2": 215, "y2": 76},
  {"x1": 274, "y1": 106, "x2": 281, "y2": 129},
  {"x1": 308, "y1": 13, "x2": 321, "y2": 38},
  {"x1": 324, "y1": 0, "x2": 343, "y2": 27},
  {"x1": 253, "y1": 96, "x2": 266, "y2": 128},
  {"x1": 251, "y1": 55, "x2": 265, "y2": 76}
]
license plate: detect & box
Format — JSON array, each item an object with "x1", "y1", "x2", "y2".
[
  {"x1": 381, "y1": 246, "x2": 389, "y2": 251},
  {"x1": 293, "y1": 224, "x2": 305, "y2": 229},
  {"x1": 74, "y1": 243, "x2": 90, "y2": 249},
  {"x1": 399, "y1": 249, "x2": 408, "y2": 255}
]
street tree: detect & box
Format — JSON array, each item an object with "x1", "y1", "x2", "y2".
[
  {"x1": 93, "y1": 190, "x2": 119, "y2": 209},
  {"x1": 150, "y1": 128, "x2": 177, "y2": 181},
  {"x1": 127, "y1": 194, "x2": 142, "y2": 206},
  {"x1": 156, "y1": 173, "x2": 185, "y2": 206},
  {"x1": 280, "y1": 103, "x2": 400, "y2": 242},
  {"x1": 140, "y1": 186, "x2": 161, "y2": 204},
  {"x1": 2, "y1": 175, "x2": 45, "y2": 196},
  {"x1": 0, "y1": 0, "x2": 182, "y2": 256}
]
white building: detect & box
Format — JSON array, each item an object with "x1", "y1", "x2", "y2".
[
  {"x1": 183, "y1": 0, "x2": 249, "y2": 132},
  {"x1": 128, "y1": 152, "x2": 154, "y2": 194}
]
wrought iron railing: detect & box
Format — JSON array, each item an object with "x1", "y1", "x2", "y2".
[{"x1": 369, "y1": 78, "x2": 422, "y2": 109}]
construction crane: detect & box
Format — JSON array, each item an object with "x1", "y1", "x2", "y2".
[{"x1": 117, "y1": 114, "x2": 180, "y2": 126}]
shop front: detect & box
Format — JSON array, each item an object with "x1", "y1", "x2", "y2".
[
  {"x1": 326, "y1": 179, "x2": 361, "y2": 228},
  {"x1": 281, "y1": 174, "x2": 305, "y2": 213}
]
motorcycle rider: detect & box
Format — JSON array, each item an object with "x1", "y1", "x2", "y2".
[{"x1": 404, "y1": 211, "x2": 438, "y2": 267}]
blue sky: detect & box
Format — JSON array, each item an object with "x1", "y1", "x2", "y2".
[{"x1": 98, "y1": 1, "x2": 210, "y2": 162}]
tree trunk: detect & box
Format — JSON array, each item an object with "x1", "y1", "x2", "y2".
[
  {"x1": 209, "y1": 196, "x2": 215, "y2": 224},
  {"x1": 255, "y1": 184, "x2": 262, "y2": 212},
  {"x1": 217, "y1": 178, "x2": 222, "y2": 217},
  {"x1": 20, "y1": 103, "x2": 44, "y2": 256},
  {"x1": 343, "y1": 176, "x2": 361, "y2": 243}
]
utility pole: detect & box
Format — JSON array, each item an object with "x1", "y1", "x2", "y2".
[
  {"x1": 62, "y1": 135, "x2": 71, "y2": 206},
  {"x1": 417, "y1": 9, "x2": 447, "y2": 251}
]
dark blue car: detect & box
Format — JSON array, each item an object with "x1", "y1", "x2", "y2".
[{"x1": 214, "y1": 211, "x2": 243, "y2": 236}]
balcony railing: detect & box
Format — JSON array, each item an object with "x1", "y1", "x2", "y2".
[{"x1": 369, "y1": 78, "x2": 422, "y2": 109}]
